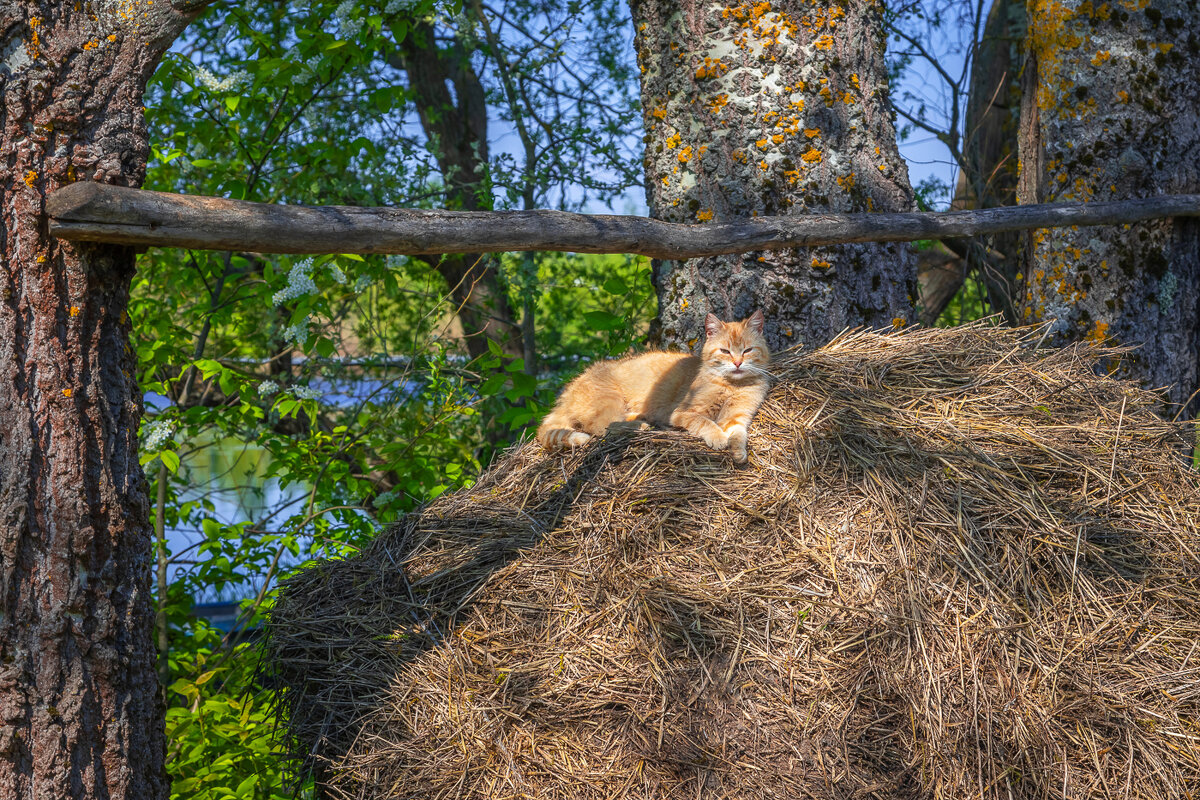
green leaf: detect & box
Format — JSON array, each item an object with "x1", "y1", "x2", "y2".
[
  {"x1": 224, "y1": 96, "x2": 241, "y2": 113},
  {"x1": 583, "y1": 310, "x2": 624, "y2": 331},
  {"x1": 160, "y1": 450, "x2": 181, "y2": 474},
  {"x1": 602, "y1": 277, "x2": 629, "y2": 295},
  {"x1": 193, "y1": 359, "x2": 223, "y2": 379},
  {"x1": 235, "y1": 773, "x2": 258, "y2": 798}
]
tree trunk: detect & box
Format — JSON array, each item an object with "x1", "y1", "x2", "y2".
[
  {"x1": 390, "y1": 22, "x2": 522, "y2": 362},
  {"x1": 924, "y1": 0, "x2": 1027, "y2": 326},
  {"x1": 631, "y1": 0, "x2": 916, "y2": 350},
  {"x1": 0, "y1": 3, "x2": 204, "y2": 798},
  {"x1": 1019, "y1": 0, "x2": 1200, "y2": 412}
]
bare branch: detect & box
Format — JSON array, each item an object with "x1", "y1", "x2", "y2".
[{"x1": 47, "y1": 182, "x2": 1200, "y2": 259}]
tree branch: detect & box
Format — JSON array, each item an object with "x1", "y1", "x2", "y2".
[{"x1": 47, "y1": 182, "x2": 1200, "y2": 259}]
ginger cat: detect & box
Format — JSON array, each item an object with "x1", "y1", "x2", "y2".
[{"x1": 537, "y1": 311, "x2": 770, "y2": 463}]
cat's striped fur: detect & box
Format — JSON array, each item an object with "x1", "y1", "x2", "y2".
[{"x1": 537, "y1": 311, "x2": 770, "y2": 463}]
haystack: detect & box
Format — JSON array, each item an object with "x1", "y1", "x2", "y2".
[{"x1": 268, "y1": 323, "x2": 1200, "y2": 800}]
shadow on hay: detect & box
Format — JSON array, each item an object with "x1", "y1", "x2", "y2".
[
  {"x1": 267, "y1": 429, "x2": 642, "y2": 784},
  {"x1": 268, "y1": 325, "x2": 1200, "y2": 799}
]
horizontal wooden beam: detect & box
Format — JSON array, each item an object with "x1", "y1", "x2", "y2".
[{"x1": 46, "y1": 182, "x2": 1200, "y2": 259}]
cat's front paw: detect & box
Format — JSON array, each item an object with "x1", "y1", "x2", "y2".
[
  {"x1": 703, "y1": 430, "x2": 729, "y2": 450},
  {"x1": 727, "y1": 430, "x2": 748, "y2": 463},
  {"x1": 567, "y1": 431, "x2": 593, "y2": 449}
]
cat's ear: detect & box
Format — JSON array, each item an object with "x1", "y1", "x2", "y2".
[
  {"x1": 704, "y1": 313, "x2": 722, "y2": 338},
  {"x1": 747, "y1": 309, "x2": 765, "y2": 334}
]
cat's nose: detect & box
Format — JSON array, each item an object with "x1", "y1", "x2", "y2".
[{"x1": 732, "y1": 358, "x2": 743, "y2": 367}]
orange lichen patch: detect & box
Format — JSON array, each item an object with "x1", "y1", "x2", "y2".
[
  {"x1": 892, "y1": 317, "x2": 907, "y2": 329},
  {"x1": 26, "y1": 16, "x2": 41, "y2": 60},
  {"x1": 756, "y1": 138, "x2": 769, "y2": 149},
  {"x1": 802, "y1": 127, "x2": 819, "y2": 137},
  {"x1": 771, "y1": 133, "x2": 784, "y2": 145},
  {"x1": 775, "y1": 116, "x2": 802, "y2": 135},
  {"x1": 651, "y1": 107, "x2": 667, "y2": 120},
  {"x1": 677, "y1": 145, "x2": 693, "y2": 163},
  {"x1": 666, "y1": 132, "x2": 682, "y2": 149},
  {"x1": 850, "y1": 73, "x2": 860, "y2": 89},
  {"x1": 801, "y1": 148, "x2": 822, "y2": 164},
  {"x1": 784, "y1": 169, "x2": 800, "y2": 184},
  {"x1": 707, "y1": 94, "x2": 729, "y2": 114},
  {"x1": 811, "y1": 257, "x2": 832, "y2": 269},
  {"x1": 818, "y1": 84, "x2": 833, "y2": 107},
  {"x1": 1091, "y1": 50, "x2": 1111, "y2": 66},
  {"x1": 1116, "y1": 90, "x2": 1129, "y2": 103},
  {"x1": 62, "y1": 388, "x2": 73, "y2": 398},
  {"x1": 759, "y1": 159, "x2": 769, "y2": 171},
  {"x1": 661, "y1": 175, "x2": 670, "y2": 186},
  {"x1": 814, "y1": 34, "x2": 833, "y2": 50},
  {"x1": 878, "y1": 164, "x2": 887, "y2": 171},
  {"x1": 108, "y1": 34, "x2": 117, "y2": 42},
  {"x1": 694, "y1": 57, "x2": 731, "y2": 80},
  {"x1": 696, "y1": 209, "x2": 714, "y2": 222},
  {"x1": 836, "y1": 173, "x2": 856, "y2": 190},
  {"x1": 1085, "y1": 320, "x2": 1110, "y2": 344},
  {"x1": 732, "y1": 149, "x2": 748, "y2": 164},
  {"x1": 23, "y1": 171, "x2": 37, "y2": 188},
  {"x1": 840, "y1": 91, "x2": 855, "y2": 104},
  {"x1": 69, "y1": 306, "x2": 80, "y2": 317}
]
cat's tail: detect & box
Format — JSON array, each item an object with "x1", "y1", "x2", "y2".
[{"x1": 536, "y1": 413, "x2": 593, "y2": 452}]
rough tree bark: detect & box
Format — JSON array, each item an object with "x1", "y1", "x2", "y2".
[
  {"x1": 388, "y1": 21, "x2": 523, "y2": 361},
  {"x1": 0, "y1": 2, "x2": 206, "y2": 798},
  {"x1": 1019, "y1": 0, "x2": 1200, "y2": 411},
  {"x1": 631, "y1": 0, "x2": 916, "y2": 350}
]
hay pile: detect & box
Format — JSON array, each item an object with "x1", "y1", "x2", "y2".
[{"x1": 269, "y1": 323, "x2": 1200, "y2": 800}]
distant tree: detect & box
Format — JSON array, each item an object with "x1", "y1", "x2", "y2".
[
  {"x1": 0, "y1": 4, "x2": 209, "y2": 799},
  {"x1": 885, "y1": 0, "x2": 1026, "y2": 325},
  {"x1": 1018, "y1": 0, "x2": 1199, "y2": 411},
  {"x1": 632, "y1": 0, "x2": 917, "y2": 350}
]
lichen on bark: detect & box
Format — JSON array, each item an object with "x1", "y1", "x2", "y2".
[
  {"x1": 631, "y1": 0, "x2": 916, "y2": 350},
  {"x1": 1019, "y1": 0, "x2": 1200, "y2": 410}
]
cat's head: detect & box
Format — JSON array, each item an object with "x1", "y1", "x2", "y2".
[{"x1": 701, "y1": 310, "x2": 770, "y2": 379}]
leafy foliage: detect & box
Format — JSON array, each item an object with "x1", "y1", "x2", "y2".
[{"x1": 137, "y1": 1, "x2": 647, "y2": 797}]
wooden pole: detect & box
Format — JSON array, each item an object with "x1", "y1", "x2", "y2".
[{"x1": 46, "y1": 181, "x2": 1200, "y2": 259}]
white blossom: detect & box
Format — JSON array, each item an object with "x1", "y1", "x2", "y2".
[
  {"x1": 374, "y1": 488, "x2": 400, "y2": 507},
  {"x1": 333, "y1": 1, "x2": 364, "y2": 38},
  {"x1": 143, "y1": 420, "x2": 176, "y2": 451},
  {"x1": 293, "y1": 385, "x2": 323, "y2": 401},
  {"x1": 329, "y1": 263, "x2": 348, "y2": 284},
  {"x1": 193, "y1": 65, "x2": 250, "y2": 93},
  {"x1": 257, "y1": 379, "x2": 280, "y2": 397},
  {"x1": 353, "y1": 274, "x2": 374, "y2": 293},
  {"x1": 273, "y1": 257, "x2": 317, "y2": 305},
  {"x1": 283, "y1": 320, "x2": 311, "y2": 346}
]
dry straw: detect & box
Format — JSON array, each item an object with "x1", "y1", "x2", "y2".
[{"x1": 268, "y1": 322, "x2": 1200, "y2": 799}]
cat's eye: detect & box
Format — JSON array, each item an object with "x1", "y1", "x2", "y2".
[
  {"x1": 719, "y1": 348, "x2": 730, "y2": 354},
  {"x1": 743, "y1": 348, "x2": 755, "y2": 354}
]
